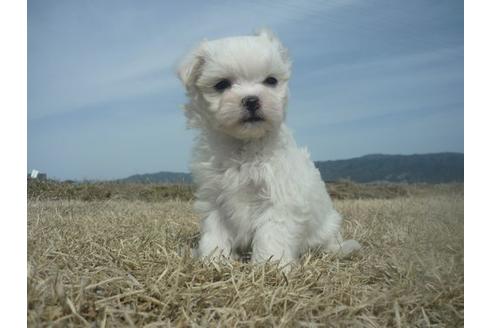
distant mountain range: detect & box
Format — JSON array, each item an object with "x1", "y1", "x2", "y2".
[
  {"x1": 120, "y1": 172, "x2": 193, "y2": 184},
  {"x1": 119, "y1": 152, "x2": 463, "y2": 184},
  {"x1": 314, "y1": 152, "x2": 463, "y2": 183}
]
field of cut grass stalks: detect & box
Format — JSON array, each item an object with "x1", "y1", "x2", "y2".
[{"x1": 27, "y1": 182, "x2": 463, "y2": 327}]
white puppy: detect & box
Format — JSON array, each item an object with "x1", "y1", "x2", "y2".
[{"x1": 178, "y1": 30, "x2": 360, "y2": 267}]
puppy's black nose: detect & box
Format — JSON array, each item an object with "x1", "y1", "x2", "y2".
[{"x1": 241, "y1": 96, "x2": 260, "y2": 113}]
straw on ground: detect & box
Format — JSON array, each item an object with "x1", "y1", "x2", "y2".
[{"x1": 27, "y1": 183, "x2": 463, "y2": 327}]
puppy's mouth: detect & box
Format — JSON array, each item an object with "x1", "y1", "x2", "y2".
[{"x1": 242, "y1": 116, "x2": 264, "y2": 123}]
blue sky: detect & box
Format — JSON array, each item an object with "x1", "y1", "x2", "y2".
[{"x1": 27, "y1": 0, "x2": 463, "y2": 180}]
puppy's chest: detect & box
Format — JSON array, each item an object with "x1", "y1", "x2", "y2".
[{"x1": 215, "y1": 161, "x2": 272, "y2": 216}]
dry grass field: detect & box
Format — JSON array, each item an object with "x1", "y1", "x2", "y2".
[{"x1": 27, "y1": 182, "x2": 463, "y2": 327}]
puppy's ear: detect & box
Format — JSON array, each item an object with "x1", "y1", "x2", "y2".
[
  {"x1": 255, "y1": 28, "x2": 278, "y2": 42},
  {"x1": 255, "y1": 28, "x2": 290, "y2": 64},
  {"x1": 177, "y1": 44, "x2": 205, "y2": 89}
]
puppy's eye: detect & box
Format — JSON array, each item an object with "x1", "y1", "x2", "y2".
[
  {"x1": 214, "y1": 79, "x2": 231, "y2": 92},
  {"x1": 263, "y1": 77, "x2": 278, "y2": 86}
]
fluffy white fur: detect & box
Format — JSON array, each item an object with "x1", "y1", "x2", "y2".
[{"x1": 178, "y1": 30, "x2": 360, "y2": 267}]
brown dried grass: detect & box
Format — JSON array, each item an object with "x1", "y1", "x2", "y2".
[
  {"x1": 27, "y1": 184, "x2": 463, "y2": 327},
  {"x1": 27, "y1": 179, "x2": 458, "y2": 202}
]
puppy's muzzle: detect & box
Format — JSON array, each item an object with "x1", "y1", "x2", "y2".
[{"x1": 241, "y1": 96, "x2": 261, "y2": 114}]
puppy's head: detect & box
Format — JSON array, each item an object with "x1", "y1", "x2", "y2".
[{"x1": 178, "y1": 29, "x2": 291, "y2": 140}]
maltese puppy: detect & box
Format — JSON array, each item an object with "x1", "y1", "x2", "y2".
[{"x1": 178, "y1": 29, "x2": 360, "y2": 267}]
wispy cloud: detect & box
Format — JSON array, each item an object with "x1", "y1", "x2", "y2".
[{"x1": 28, "y1": 0, "x2": 358, "y2": 120}]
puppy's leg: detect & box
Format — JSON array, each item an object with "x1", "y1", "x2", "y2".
[
  {"x1": 324, "y1": 232, "x2": 361, "y2": 258},
  {"x1": 197, "y1": 211, "x2": 233, "y2": 260},
  {"x1": 308, "y1": 211, "x2": 361, "y2": 258},
  {"x1": 251, "y1": 220, "x2": 298, "y2": 268}
]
